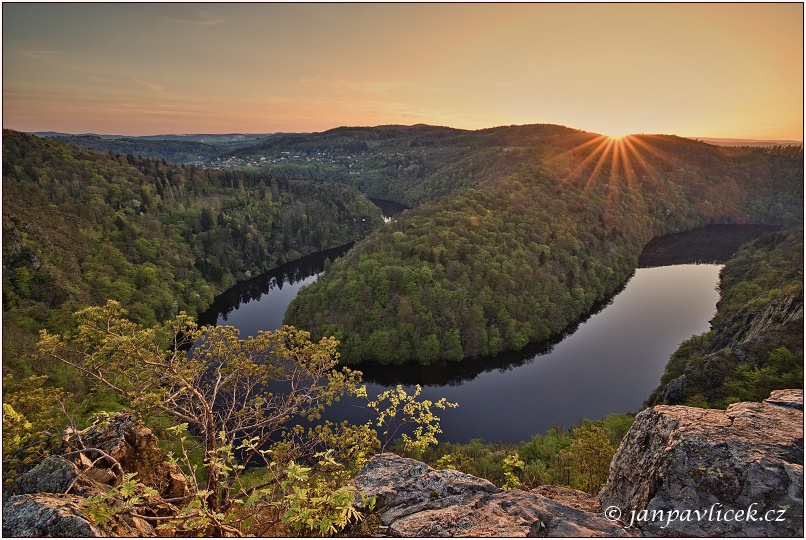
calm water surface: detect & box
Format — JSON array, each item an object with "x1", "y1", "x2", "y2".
[
  {"x1": 322, "y1": 264, "x2": 721, "y2": 443},
  {"x1": 197, "y1": 225, "x2": 775, "y2": 443}
]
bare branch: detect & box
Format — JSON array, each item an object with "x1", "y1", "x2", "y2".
[{"x1": 61, "y1": 448, "x2": 125, "y2": 493}]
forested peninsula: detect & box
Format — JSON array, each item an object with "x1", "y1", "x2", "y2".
[{"x1": 282, "y1": 125, "x2": 803, "y2": 363}]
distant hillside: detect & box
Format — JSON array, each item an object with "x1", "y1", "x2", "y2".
[
  {"x1": 30, "y1": 131, "x2": 288, "y2": 142},
  {"x1": 30, "y1": 132, "x2": 290, "y2": 164},
  {"x1": 693, "y1": 137, "x2": 803, "y2": 147},
  {"x1": 5, "y1": 124, "x2": 803, "y2": 369},
  {"x1": 230, "y1": 123, "x2": 587, "y2": 206}
]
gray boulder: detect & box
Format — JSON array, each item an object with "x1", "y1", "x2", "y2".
[
  {"x1": 4, "y1": 411, "x2": 184, "y2": 537},
  {"x1": 599, "y1": 389, "x2": 803, "y2": 536},
  {"x1": 351, "y1": 453, "x2": 632, "y2": 537},
  {"x1": 2, "y1": 494, "x2": 101, "y2": 537},
  {"x1": 17, "y1": 456, "x2": 82, "y2": 496},
  {"x1": 2, "y1": 492, "x2": 161, "y2": 538}
]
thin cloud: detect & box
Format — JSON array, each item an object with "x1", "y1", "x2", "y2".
[
  {"x1": 21, "y1": 50, "x2": 77, "y2": 62},
  {"x1": 297, "y1": 76, "x2": 420, "y2": 96},
  {"x1": 165, "y1": 10, "x2": 223, "y2": 27},
  {"x1": 130, "y1": 77, "x2": 166, "y2": 93}
]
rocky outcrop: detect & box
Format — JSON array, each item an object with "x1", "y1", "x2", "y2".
[
  {"x1": 651, "y1": 292, "x2": 803, "y2": 407},
  {"x1": 351, "y1": 391, "x2": 803, "y2": 537},
  {"x1": 600, "y1": 389, "x2": 803, "y2": 537},
  {"x1": 6, "y1": 396, "x2": 802, "y2": 537},
  {"x1": 708, "y1": 292, "x2": 803, "y2": 352},
  {"x1": 351, "y1": 453, "x2": 632, "y2": 537},
  {"x1": 16, "y1": 456, "x2": 90, "y2": 496},
  {"x1": 1, "y1": 492, "x2": 162, "y2": 538},
  {"x1": 3, "y1": 411, "x2": 184, "y2": 538},
  {"x1": 64, "y1": 411, "x2": 187, "y2": 499}
]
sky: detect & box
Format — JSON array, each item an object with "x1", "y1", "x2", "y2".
[{"x1": 3, "y1": 2, "x2": 803, "y2": 139}]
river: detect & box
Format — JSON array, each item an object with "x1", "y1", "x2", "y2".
[{"x1": 197, "y1": 223, "x2": 776, "y2": 443}]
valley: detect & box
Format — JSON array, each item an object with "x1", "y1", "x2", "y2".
[{"x1": 3, "y1": 124, "x2": 802, "y2": 536}]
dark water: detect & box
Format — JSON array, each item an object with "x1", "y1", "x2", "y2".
[
  {"x1": 197, "y1": 224, "x2": 776, "y2": 443},
  {"x1": 196, "y1": 243, "x2": 353, "y2": 332},
  {"x1": 368, "y1": 198, "x2": 409, "y2": 219},
  {"x1": 638, "y1": 224, "x2": 778, "y2": 267}
]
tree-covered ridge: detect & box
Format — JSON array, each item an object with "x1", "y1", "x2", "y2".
[
  {"x1": 231, "y1": 124, "x2": 587, "y2": 206},
  {"x1": 2, "y1": 129, "x2": 382, "y2": 376},
  {"x1": 285, "y1": 128, "x2": 803, "y2": 364},
  {"x1": 42, "y1": 133, "x2": 276, "y2": 164},
  {"x1": 647, "y1": 228, "x2": 804, "y2": 408},
  {"x1": 232, "y1": 124, "x2": 803, "y2": 222}
]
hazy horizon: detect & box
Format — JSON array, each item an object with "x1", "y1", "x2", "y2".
[
  {"x1": 4, "y1": 3, "x2": 803, "y2": 140},
  {"x1": 19, "y1": 125, "x2": 806, "y2": 145}
]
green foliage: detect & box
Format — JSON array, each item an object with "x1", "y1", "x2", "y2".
[
  {"x1": 81, "y1": 472, "x2": 159, "y2": 526},
  {"x1": 280, "y1": 459, "x2": 363, "y2": 536},
  {"x1": 2, "y1": 375, "x2": 66, "y2": 486},
  {"x1": 361, "y1": 384, "x2": 458, "y2": 457},
  {"x1": 423, "y1": 413, "x2": 632, "y2": 493},
  {"x1": 34, "y1": 300, "x2": 456, "y2": 536},
  {"x1": 46, "y1": 133, "x2": 268, "y2": 164},
  {"x1": 560, "y1": 425, "x2": 615, "y2": 494},
  {"x1": 501, "y1": 453, "x2": 525, "y2": 490},
  {"x1": 37, "y1": 302, "x2": 365, "y2": 521},
  {"x1": 3, "y1": 129, "x2": 382, "y2": 387},
  {"x1": 723, "y1": 347, "x2": 804, "y2": 403}
]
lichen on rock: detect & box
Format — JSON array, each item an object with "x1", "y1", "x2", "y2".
[
  {"x1": 351, "y1": 453, "x2": 633, "y2": 537},
  {"x1": 600, "y1": 389, "x2": 803, "y2": 537}
]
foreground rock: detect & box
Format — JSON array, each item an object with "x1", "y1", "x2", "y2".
[
  {"x1": 6, "y1": 394, "x2": 802, "y2": 537},
  {"x1": 600, "y1": 389, "x2": 804, "y2": 537},
  {"x1": 2, "y1": 494, "x2": 102, "y2": 537},
  {"x1": 3, "y1": 411, "x2": 183, "y2": 538},
  {"x1": 2, "y1": 492, "x2": 161, "y2": 538},
  {"x1": 64, "y1": 410, "x2": 187, "y2": 499},
  {"x1": 351, "y1": 453, "x2": 632, "y2": 537}
]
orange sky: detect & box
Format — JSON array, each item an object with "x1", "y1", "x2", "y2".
[{"x1": 3, "y1": 3, "x2": 803, "y2": 139}]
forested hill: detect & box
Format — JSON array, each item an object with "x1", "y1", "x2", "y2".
[
  {"x1": 38, "y1": 133, "x2": 279, "y2": 164},
  {"x1": 2, "y1": 130, "x2": 382, "y2": 376},
  {"x1": 232, "y1": 124, "x2": 584, "y2": 206},
  {"x1": 284, "y1": 125, "x2": 803, "y2": 364}
]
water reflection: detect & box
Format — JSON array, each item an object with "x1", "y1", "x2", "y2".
[
  {"x1": 197, "y1": 243, "x2": 353, "y2": 334},
  {"x1": 354, "y1": 224, "x2": 779, "y2": 387},
  {"x1": 327, "y1": 264, "x2": 724, "y2": 442},
  {"x1": 199, "y1": 224, "x2": 777, "y2": 377}
]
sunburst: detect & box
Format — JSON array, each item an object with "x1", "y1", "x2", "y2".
[
  {"x1": 543, "y1": 131, "x2": 676, "y2": 235},
  {"x1": 548, "y1": 132, "x2": 670, "y2": 192}
]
